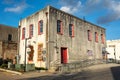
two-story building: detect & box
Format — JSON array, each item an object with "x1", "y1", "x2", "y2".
[
  {"x1": 0, "y1": 24, "x2": 18, "y2": 63},
  {"x1": 18, "y1": 6, "x2": 106, "y2": 70}
]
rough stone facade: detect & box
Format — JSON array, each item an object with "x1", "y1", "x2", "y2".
[
  {"x1": 19, "y1": 6, "x2": 106, "y2": 70},
  {"x1": 0, "y1": 24, "x2": 18, "y2": 62},
  {"x1": 0, "y1": 24, "x2": 18, "y2": 42},
  {"x1": 0, "y1": 41, "x2": 2, "y2": 58}
]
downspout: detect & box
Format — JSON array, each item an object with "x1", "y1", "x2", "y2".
[
  {"x1": 46, "y1": 12, "x2": 49, "y2": 69},
  {"x1": 17, "y1": 25, "x2": 20, "y2": 64}
]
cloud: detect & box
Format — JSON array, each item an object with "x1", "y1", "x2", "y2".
[
  {"x1": 2, "y1": 0, "x2": 14, "y2": 4},
  {"x1": 4, "y1": 0, "x2": 28, "y2": 13},
  {"x1": 97, "y1": 0, "x2": 120, "y2": 24},
  {"x1": 83, "y1": 0, "x2": 102, "y2": 13},
  {"x1": 59, "y1": 0, "x2": 82, "y2": 14},
  {"x1": 77, "y1": 0, "x2": 120, "y2": 24}
]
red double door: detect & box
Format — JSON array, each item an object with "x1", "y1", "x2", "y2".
[{"x1": 61, "y1": 48, "x2": 67, "y2": 64}]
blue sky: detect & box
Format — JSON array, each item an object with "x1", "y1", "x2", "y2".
[{"x1": 0, "y1": 0, "x2": 120, "y2": 40}]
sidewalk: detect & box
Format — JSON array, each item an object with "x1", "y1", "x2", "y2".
[
  {"x1": 22, "y1": 71, "x2": 56, "y2": 77},
  {"x1": 0, "y1": 67, "x2": 60, "y2": 77},
  {"x1": 0, "y1": 68, "x2": 22, "y2": 75}
]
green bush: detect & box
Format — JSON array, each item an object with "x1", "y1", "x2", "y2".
[{"x1": 0, "y1": 64, "x2": 8, "y2": 68}]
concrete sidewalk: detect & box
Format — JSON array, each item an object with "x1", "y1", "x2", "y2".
[
  {"x1": 0, "y1": 68, "x2": 22, "y2": 75},
  {"x1": 0, "y1": 68, "x2": 56, "y2": 76},
  {"x1": 22, "y1": 71, "x2": 56, "y2": 77}
]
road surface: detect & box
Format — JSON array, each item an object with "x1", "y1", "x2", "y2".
[{"x1": 0, "y1": 63, "x2": 120, "y2": 80}]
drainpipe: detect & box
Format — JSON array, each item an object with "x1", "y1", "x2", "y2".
[
  {"x1": 24, "y1": 38, "x2": 27, "y2": 72},
  {"x1": 46, "y1": 12, "x2": 49, "y2": 69},
  {"x1": 17, "y1": 25, "x2": 20, "y2": 64}
]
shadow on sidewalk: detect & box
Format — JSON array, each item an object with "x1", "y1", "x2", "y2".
[
  {"x1": 17, "y1": 72, "x2": 88, "y2": 80},
  {"x1": 111, "y1": 66, "x2": 120, "y2": 80}
]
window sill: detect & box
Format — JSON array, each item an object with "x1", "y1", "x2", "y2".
[{"x1": 57, "y1": 32, "x2": 63, "y2": 35}]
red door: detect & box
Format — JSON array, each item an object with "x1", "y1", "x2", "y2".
[{"x1": 61, "y1": 48, "x2": 67, "y2": 64}]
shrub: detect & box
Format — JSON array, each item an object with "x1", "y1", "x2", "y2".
[
  {"x1": 0, "y1": 64, "x2": 8, "y2": 68},
  {"x1": 0, "y1": 58, "x2": 3, "y2": 66}
]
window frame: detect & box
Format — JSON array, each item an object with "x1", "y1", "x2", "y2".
[
  {"x1": 8, "y1": 34, "x2": 12, "y2": 41},
  {"x1": 29, "y1": 24, "x2": 33, "y2": 38},
  {"x1": 87, "y1": 30, "x2": 92, "y2": 41},
  {"x1": 95, "y1": 32, "x2": 98, "y2": 42},
  {"x1": 69, "y1": 24, "x2": 74, "y2": 37},
  {"x1": 101, "y1": 34, "x2": 104, "y2": 44},
  {"x1": 38, "y1": 20, "x2": 43, "y2": 35},
  {"x1": 22, "y1": 27, "x2": 25, "y2": 40},
  {"x1": 57, "y1": 20, "x2": 63, "y2": 35}
]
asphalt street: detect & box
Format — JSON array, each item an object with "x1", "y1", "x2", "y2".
[{"x1": 0, "y1": 63, "x2": 120, "y2": 80}]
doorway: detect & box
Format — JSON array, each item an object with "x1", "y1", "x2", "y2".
[{"x1": 61, "y1": 47, "x2": 67, "y2": 64}]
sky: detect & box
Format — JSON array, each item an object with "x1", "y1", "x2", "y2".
[{"x1": 0, "y1": 0, "x2": 120, "y2": 40}]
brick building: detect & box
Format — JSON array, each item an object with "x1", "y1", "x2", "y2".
[
  {"x1": 19, "y1": 6, "x2": 106, "y2": 70},
  {"x1": 0, "y1": 24, "x2": 18, "y2": 62}
]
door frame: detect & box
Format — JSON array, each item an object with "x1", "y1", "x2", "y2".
[{"x1": 61, "y1": 47, "x2": 68, "y2": 64}]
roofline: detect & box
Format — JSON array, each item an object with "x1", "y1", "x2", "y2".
[
  {"x1": 0, "y1": 24, "x2": 17, "y2": 29},
  {"x1": 19, "y1": 6, "x2": 49, "y2": 23},
  {"x1": 19, "y1": 5, "x2": 105, "y2": 30},
  {"x1": 49, "y1": 5, "x2": 105, "y2": 30}
]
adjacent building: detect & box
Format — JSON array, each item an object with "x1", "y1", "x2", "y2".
[
  {"x1": 18, "y1": 6, "x2": 106, "y2": 70},
  {"x1": 106, "y1": 40, "x2": 120, "y2": 62},
  {"x1": 0, "y1": 24, "x2": 18, "y2": 62}
]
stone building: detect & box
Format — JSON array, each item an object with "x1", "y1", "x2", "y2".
[
  {"x1": 19, "y1": 6, "x2": 106, "y2": 70},
  {"x1": 0, "y1": 24, "x2": 18, "y2": 62}
]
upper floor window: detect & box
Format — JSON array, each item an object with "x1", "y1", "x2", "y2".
[
  {"x1": 22, "y1": 27, "x2": 25, "y2": 40},
  {"x1": 29, "y1": 24, "x2": 33, "y2": 38},
  {"x1": 87, "y1": 30, "x2": 92, "y2": 41},
  {"x1": 8, "y1": 34, "x2": 12, "y2": 41},
  {"x1": 101, "y1": 34, "x2": 105, "y2": 44},
  {"x1": 57, "y1": 20, "x2": 63, "y2": 34},
  {"x1": 38, "y1": 20, "x2": 43, "y2": 35},
  {"x1": 95, "y1": 32, "x2": 98, "y2": 42},
  {"x1": 69, "y1": 24, "x2": 74, "y2": 37}
]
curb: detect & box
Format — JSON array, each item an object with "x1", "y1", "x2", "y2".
[{"x1": 0, "y1": 68, "x2": 22, "y2": 75}]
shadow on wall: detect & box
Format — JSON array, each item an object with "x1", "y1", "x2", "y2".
[{"x1": 111, "y1": 66, "x2": 120, "y2": 80}]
